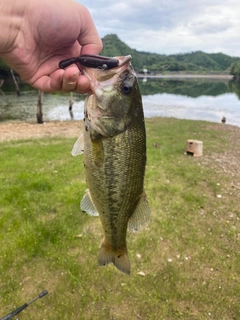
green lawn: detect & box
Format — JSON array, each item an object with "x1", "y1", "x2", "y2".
[{"x1": 0, "y1": 118, "x2": 239, "y2": 319}]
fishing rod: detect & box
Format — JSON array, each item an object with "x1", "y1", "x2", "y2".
[{"x1": 0, "y1": 290, "x2": 48, "y2": 320}]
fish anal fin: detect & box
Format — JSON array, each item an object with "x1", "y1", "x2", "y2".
[
  {"x1": 80, "y1": 189, "x2": 99, "y2": 216},
  {"x1": 128, "y1": 192, "x2": 151, "y2": 232},
  {"x1": 71, "y1": 133, "x2": 84, "y2": 156},
  {"x1": 98, "y1": 241, "x2": 130, "y2": 275}
]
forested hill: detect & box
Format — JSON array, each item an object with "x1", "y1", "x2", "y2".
[{"x1": 101, "y1": 34, "x2": 240, "y2": 73}]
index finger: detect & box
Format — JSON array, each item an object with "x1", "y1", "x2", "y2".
[{"x1": 75, "y1": 4, "x2": 103, "y2": 55}]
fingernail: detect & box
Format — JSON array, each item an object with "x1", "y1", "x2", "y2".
[{"x1": 69, "y1": 71, "x2": 80, "y2": 82}]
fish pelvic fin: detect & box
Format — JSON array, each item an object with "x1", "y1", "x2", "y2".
[
  {"x1": 128, "y1": 191, "x2": 151, "y2": 232},
  {"x1": 71, "y1": 133, "x2": 84, "y2": 156},
  {"x1": 98, "y1": 241, "x2": 130, "y2": 275},
  {"x1": 80, "y1": 189, "x2": 99, "y2": 216}
]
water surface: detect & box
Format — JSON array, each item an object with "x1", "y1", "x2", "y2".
[{"x1": 0, "y1": 77, "x2": 240, "y2": 127}]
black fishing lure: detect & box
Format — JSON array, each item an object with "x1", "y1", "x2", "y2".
[{"x1": 59, "y1": 54, "x2": 119, "y2": 70}]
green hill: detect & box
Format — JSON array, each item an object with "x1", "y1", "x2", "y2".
[{"x1": 101, "y1": 34, "x2": 240, "y2": 73}]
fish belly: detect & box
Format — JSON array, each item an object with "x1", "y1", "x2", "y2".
[{"x1": 83, "y1": 120, "x2": 146, "y2": 274}]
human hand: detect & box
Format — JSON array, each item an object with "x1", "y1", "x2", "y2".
[{"x1": 0, "y1": 0, "x2": 102, "y2": 93}]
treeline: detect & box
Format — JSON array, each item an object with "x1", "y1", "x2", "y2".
[{"x1": 101, "y1": 34, "x2": 240, "y2": 73}]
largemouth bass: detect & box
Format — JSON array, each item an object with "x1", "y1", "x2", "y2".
[{"x1": 72, "y1": 55, "x2": 151, "y2": 275}]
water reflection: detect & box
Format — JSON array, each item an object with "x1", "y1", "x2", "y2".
[
  {"x1": 138, "y1": 78, "x2": 231, "y2": 97},
  {"x1": 0, "y1": 77, "x2": 240, "y2": 127},
  {"x1": 142, "y1": 92, "x2": 238, "y2": 125}
]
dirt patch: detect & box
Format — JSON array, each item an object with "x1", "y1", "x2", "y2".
[
  {"x1": 194, "y1": 123, "x2": 240, "y2": 206},
  {"x1": 0, "y1": 120, "x2": 83, "y2": 142},
  {"x1": 197, "y1": 123, "x2": 240, "y2": 186}
]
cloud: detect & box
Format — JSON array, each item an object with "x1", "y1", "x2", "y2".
[{"x1": 76, "y1": 0, "x2": 240, "y2": 56}]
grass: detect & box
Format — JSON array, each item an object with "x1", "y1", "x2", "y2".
[{"x1": 0, "y1": 118, "x2": 240, "y2": 319}]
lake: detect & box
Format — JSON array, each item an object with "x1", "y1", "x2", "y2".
[{"x1": 1, "y1": 77, "x2": 240, "y2": 127}]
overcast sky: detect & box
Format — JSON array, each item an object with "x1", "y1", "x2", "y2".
[{"x1": 76, "y1": 0, "x2": 239, "y2": 57}]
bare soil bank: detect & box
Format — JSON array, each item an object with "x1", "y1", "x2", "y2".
[{"x1": 0, "y1": 120, "x2": 83, "y2": 142}]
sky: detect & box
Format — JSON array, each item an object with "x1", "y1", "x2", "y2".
[{"x1": 76, "y1": 0, "x2": 240, "y2": 57}]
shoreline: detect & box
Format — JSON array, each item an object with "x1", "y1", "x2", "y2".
[
  {"x1": 0, "y1": 118, "x2": 240, "y2": 142},
  {"x1": 137, "y1": 74, "x2": 233, "y2": 80}
]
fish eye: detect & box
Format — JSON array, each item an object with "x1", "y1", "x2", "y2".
[{"x1": 122, "y1": 84, "x2": 132, "y2": 95}]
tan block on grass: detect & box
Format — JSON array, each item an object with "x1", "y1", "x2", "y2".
[{"x1": 186, "y1": 139, "x2": 203, "y2": 157}]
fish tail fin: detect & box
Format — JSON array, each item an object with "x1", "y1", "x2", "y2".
[{"x1": 98, "y1": 241, "x2": 130, "y2": 275}]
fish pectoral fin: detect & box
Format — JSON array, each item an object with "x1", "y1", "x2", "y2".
[
  {"x1": 98, "y1": 242, "x2": 130, "y2": 275},
  {"x1": 128, "y1": 192, "x2": 151, "y2": 233},
  {"x1": 71, "y1": 133, "x2": 84, "y2": 156},
  {"x1": 80, "y1": 189, "x2": 99, "y2": 216}
]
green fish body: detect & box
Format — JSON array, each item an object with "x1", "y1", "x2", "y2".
[{"x1": 72, "y1": 55, "x2": 150, "y2": 274}]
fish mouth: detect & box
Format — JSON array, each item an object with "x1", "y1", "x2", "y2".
[
  {"x1": 79, "y1": 55, "x2": 133, "y2": 99},
  {"x1": 117, "y1": 55, "x2": 132, "y2": 68}
]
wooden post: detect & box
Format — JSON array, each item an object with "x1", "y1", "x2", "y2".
[
  {"x1": 37, "y1": 90, "x2": 43, "y2": 124},
  {"x1": 0, "y1": 79, "x2": 4, "y2": 95},
  {"x1": 10, "y1": 69, "x2": 20, "y2": 96},
  {"x1": 69, "y1": 92, "x2": 74, "y2": 119},
  {"x1": 69, "y1": 92, "x2": 73, "y2": 111},
  {"x1": 186, "y1": 140, "x2": 203, "y2": 157}
]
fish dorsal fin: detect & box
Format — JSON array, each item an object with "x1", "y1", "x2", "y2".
[
  {"x1": 128, "y1": 192, "x2": 151, "y2": 232},
  {"x1": 80, "y1": 189, "x2": 99, "y2": 216},
  {"x1": 71, "y1": 134, "x2": 84, "y2": 156}
]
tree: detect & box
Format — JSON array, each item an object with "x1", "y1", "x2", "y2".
[{"x1": 230, "y1": 62, "x2": 240, "y2": 80}]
